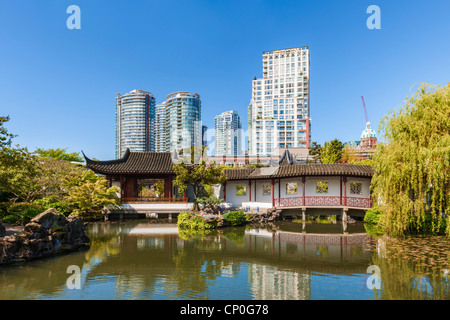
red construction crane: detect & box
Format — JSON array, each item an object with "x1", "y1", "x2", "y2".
[{"x1": 361, "y1": 96, "x2": 369, "y2": 124}]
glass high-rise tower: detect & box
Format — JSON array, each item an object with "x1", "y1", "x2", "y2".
[
  {"x1": 162, "y1": 91, "x2": 202, "y2": 154},
  {"x1": 155, "y1": 103, "x2": 166, "y2": 153},
  {"x1": 214, "y1": 110, "x2": 242, "y2": 156},
  {"x1": 248, "y1": 47, "x2": 311, "y2": 156},
  {"x1": 115, "y1": 89, "x2": 156, "y2": 158}
]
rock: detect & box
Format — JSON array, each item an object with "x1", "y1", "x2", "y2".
[
  {"x1": 24, "y1": 222, "x2": 44, "y2": 233},
  {"x1": 0, "y1": 209, "x2": 90, "y2": 266},
  {"x1": 30, "y1": 208, "x2": 67, "y2": 229},
  {"x1": 247, "y1": 209, "x2": 282, "y2": 223}
]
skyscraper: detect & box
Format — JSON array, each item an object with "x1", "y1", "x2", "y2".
[
  {"x1": 163, "y1": 91, "x2": 202, "y2": 153},
  {"x1": 115, "y1": 89, "x2": 156, "y2": 158},
  {"x1": 248, "y1": 47, "x2": 311, "y2": 156},
  {"x1": 202, "y1": 125, "x2": 208, "y2": 147},
  {"x1": 155, "y1": 103, "x2": 166, "y2": 153},
  {"x1": 214, "y1": 110, "x2": 242, "y2": 156}
]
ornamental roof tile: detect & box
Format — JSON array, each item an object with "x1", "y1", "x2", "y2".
[
  {"x1": 223, "y1": 163, "x2": 373, "y2": 180},
  {"x1": 83, "y1": 149, "x2": 175, "y2": 174}
]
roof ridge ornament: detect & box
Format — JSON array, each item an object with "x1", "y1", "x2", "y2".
[
  {"x1": 277, "y1": 149, "x2": 304, "y2": 166},
  {"x1": 82, "y1": 148, "x2": 131, "y2": 165}
]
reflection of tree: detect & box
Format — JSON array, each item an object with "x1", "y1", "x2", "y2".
[
  {"x1": 84, "y1": 237, "x2": 121, "y2": 262},
  {"x1": 222, "y1": 227, "x2": 246, "y2": 246},
  {"x1": 351, "y1": 246, "x2": 363, "y2": 257},
  {"x1": 316, "y1": 245, "x2": 329, "y2": 257},
  {"x1": 177, "y1": 228, "x2": 218, "y2": 241},
  {"x1": 171, "y1": 240, "x2": 237, "y2": 298},
  {"x1": 370, "y1": 236, "x2": 450, "y2": 299},
  {"x1": 0, "y1": 249, "x2": 88, "y2": 299}
]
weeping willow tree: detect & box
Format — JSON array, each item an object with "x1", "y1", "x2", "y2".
[{"x1": 371, "y1": 83, "x2": 450, "y2": 237}]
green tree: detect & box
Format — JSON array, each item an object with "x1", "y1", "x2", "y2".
[
  {"x1": 309, "y1": 141, "x2": 322, "y2": 162},
  {"x1": 320, "y1": 139, "x2": 344, "y2": 163},
  {"x1": 0, "y1": 116, "x2": 17, "y2": 148},
  {"x1": 66, "y1": 170, "x2": 120, "y2": 218},
  {"x1": 154, "y1": 179, "x2": 165, "y2": 197},
  {"x1": 0, "y1": 146, "x2": 41, "y2": 202},
  {"x1": 173, "y1": 160, "x2": 228, "y2": 211},
  {"x1": 34, "y1": 147, "x2": 83, "y2": 162},
  {"x1": 33, "y1": 158, "x2": 87, "y2": 212},
  {"x1": 371, "y1": 83, "x2": 450, "y2": 237}
]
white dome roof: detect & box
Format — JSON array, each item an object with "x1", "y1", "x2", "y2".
[{"x1": 361, "y1": 122, "x2": 377, "y2": 139}]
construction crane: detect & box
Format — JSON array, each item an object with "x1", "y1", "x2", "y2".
[{"x1": 361, "y1": 96, "x2": 369, "y2": 124}]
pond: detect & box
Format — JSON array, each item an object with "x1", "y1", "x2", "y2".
[{"x1": 0, "y1": 219, "x2": 449, "y2": 300}]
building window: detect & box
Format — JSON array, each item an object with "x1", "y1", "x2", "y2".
[
  {"x1": 316, "y1": 181, "x2": 328, "y2": 193},
  {"x1": 286, "y1": 182, "x2": 297, "y2": 195},
  {"x1": 350, "y1": 182, "x2": 362, "y2": 195},
  {"x1": 263, "y1": 184, "x2": 272, "y2": 195},
  {"x1": 236, "y1": 185, "x2": 247, "y2": 196}
]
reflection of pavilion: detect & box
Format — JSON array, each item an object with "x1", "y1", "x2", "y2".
[{"x1": 79, "y1": 223, "x2": 372, "y2": 299}]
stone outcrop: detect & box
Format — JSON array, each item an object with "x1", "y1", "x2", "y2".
[
  {"x1": 0, "y1": 208, "x2": 90, "y2": 265},
  {"x1": 248, "y1": 208, "x2": 282, "y2": 223}
]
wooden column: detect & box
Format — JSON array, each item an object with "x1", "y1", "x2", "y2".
[
  {"x1": 119, "y1": 175, "x2": 124, "y2": 202},
  {"x1": 302, "y1": 176, "x2": 306, "y2": 206},
  {"x1": 343, "y1": 176, "x2": 347, "y2": 206},
  {"x1": 271, "y1": 179, "x2": 275, "y2": 207},
  {"x1": 223, "y1": 181, "x2": 227, "y2": 202},
  {"x1": 248, "y1": 179, "x2": 252, "y2": 202},
  {"x1": 278, "y1": 179, "x2": 281, "y2": 199},
  {"x1": 340, "y1": 176, "x2": 343, "y2": 205}
]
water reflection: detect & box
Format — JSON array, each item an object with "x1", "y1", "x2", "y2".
[{"x1": 0, "y1": 220, "x2": 449, "y2": 300}]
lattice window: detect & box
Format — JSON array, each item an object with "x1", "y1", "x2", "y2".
[
  {"x1": 286, "y1": 182, "x2": 298, "y2": 195},
  {"x1": 350, "y1": 182, "x2": 362, "y2": 195},
  {"x1": 236, "y1": 185, "x2": 247, "y2": 196},
  {"x1": 263, "y1": 184, "x2": 272, "y2": 195},
  {"x1": 316, "y1": 181, "x2": 328, "y2": 193}
]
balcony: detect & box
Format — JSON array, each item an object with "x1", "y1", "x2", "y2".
[
  {"x1": 274, "y1": 196, "x2": 372, "y2": 209},
  {"x1": 121, "y1": 197, "x2": 188, "y2": 203}
]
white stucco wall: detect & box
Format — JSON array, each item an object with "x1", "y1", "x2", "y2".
[
  {"x1": 225, "y1": 181, "x2": 250, "y2": 207},
  {"x1": 224, "y1": 177, "x2": 371, "y2": 208},
  {"x1": 305, "y1": 176, "x2": 341, "y2": 197},
  {"x1": 345, "y1": 177, "x2": 371, "y2": 198}
]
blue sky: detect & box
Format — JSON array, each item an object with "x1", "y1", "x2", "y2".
[{"x1": 1, "y1": 0, "x2": 449, "y2": 160}]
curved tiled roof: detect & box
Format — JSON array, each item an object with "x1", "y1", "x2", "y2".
[
  {"x1": 222, "y1": 150, "x2": 373, "y2": 180},
  {"x1": 223, "y1": 163, "x2": 373, "y2": 180},
  {"x1": 83, "y1": 149, "x2": 175, "y2": 174},
  {"x1": 83, "y1": 149, "x2": 373, "y2": 179}
]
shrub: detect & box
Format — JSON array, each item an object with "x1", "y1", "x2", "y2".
[
  {"x1": 364, "y1": 222, "x2": 384, "y2": 236},
  {"x1": 0, "y1": 202, "x2": 11, "y2": 219},
  {"x1": 177, "y1": 211, "x2": 218, "y2": 230},
  {"x1": 34, "y1": 197, "x2": 72, "y2": 216},
  {"x1": 364, "y1": 208, "x2": 381, "y2": 225},
  {"x1": 223, "y1": 210, "x2": 246, "y2": 226},
  {"x1": 4, "y1": 202, "x2": 45, "y2": 224},
  {"x1": 2, "y1": 215, "x2": 18, "y2": 224}
]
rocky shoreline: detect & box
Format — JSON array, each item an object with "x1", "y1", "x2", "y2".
[{"x1": 0, "y1": 208, "x2": 90, "y2": 266}]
